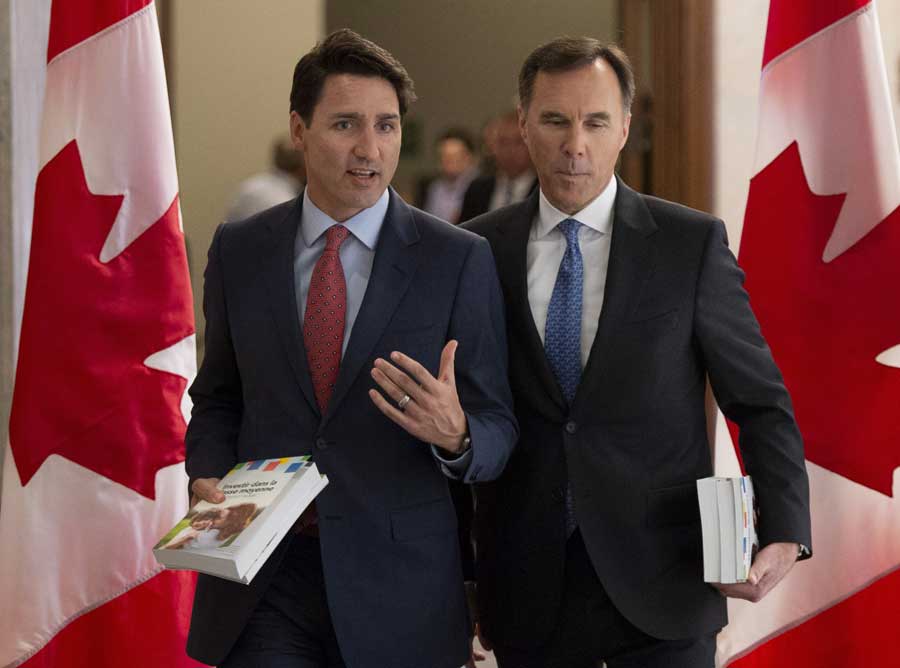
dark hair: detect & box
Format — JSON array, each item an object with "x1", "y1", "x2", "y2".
[
  {"x1": 518, "y1": 37, "x2": 635, "y2": 113},
  {"x1": 436, "y1": 127, "x2": 475, "y2": 153},
  {"x1": 290, "y1": 29, "x2": 416, "y2": 125}
]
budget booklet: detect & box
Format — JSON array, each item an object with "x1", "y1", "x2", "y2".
[
  {"x1": 153, "y1": 456, "x2": 328, "y2": 584},
  {"x1": 696, "y1": 475, "x2": 758, "y2": 584}
]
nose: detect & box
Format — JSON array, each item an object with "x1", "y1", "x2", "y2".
[
  {"x1": 561, "y1": 125, "x2": 587, "y2": 159},
  {"x1": 353, "y1": 126, "x2": 378, "y2": 161}
]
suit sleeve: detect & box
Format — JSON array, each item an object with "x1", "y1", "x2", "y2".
[
  {"x1": 185, "y1": 224, "x2": 242, "y2": 485},
  {"x1": 446, "y1": 237, "x2": 518, "y2": 483},
  {"x1": 694, "y1": 220, "x2": 812, "y2": 555}
]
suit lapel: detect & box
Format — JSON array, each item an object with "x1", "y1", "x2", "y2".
[
  {"x1": 261, "y1": 198, "x2": 321, "y2": 417},
  {"x1": 494, "y1": 193, "x2": 568, "y2": 417},
  {"x1": 322, "y1": 189, "x2": 420, "y2": 425},
  {"x1": 573, "y1": 179, "x2": 659, "y2": 412}
]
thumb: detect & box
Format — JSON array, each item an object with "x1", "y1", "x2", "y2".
[
  {"x1": 439, "y1": 340, "x2": 458, "y2": 383},
  {"x1": 746, "y1": 560, "x2": 763, "y2": 586},
  {"x1": 192, "y1": 477, "x2": 225, "y2": 504}
]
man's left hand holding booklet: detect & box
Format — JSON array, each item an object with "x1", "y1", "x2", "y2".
[{"x1": 153, "y1": 456, "x2": 328, "y2": 584}]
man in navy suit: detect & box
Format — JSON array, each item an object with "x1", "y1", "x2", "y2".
[
  {"x1": 464, "y1": 37, "x2": 810, "y2": 668},
  {"x1": 185, "y1": 29, "x2": 516, "y2": 668}
]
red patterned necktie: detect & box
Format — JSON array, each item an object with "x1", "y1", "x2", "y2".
[{"x1": 303, "y1": 224, "x2": 350, "y2": 411}]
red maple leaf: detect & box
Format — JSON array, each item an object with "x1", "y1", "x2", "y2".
[
  {"x1": 735, "y1": 141, "x2": 900, "y2": 496},
  {"x1": 9, "y1": 140, "x2": 194, "y2": 499}
]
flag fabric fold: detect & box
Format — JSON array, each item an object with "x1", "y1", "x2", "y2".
[
  {"x1": 1, "y1": 2, "x2": 200, "y2": 666},
  {"x1": 717, "y1": 1, "x2": 900, "y2": 665}
]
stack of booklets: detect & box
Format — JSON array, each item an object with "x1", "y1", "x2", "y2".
[
  {"x1": 153, "y1": 456, "x2": 328, "y2": 584},
  {"x1": 696, "y1": 475, "x2": 758, "y2": 584}
]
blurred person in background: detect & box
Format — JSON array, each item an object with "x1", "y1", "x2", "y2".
[
  {"x1": 478, "y1": 115, "x2": 501, "y2": 174},
  {"x1": 224, "y1": 136, "x2": 306, "y2": 222},
  {"x1": 460, "y1": 110, "x2": 536, "y2": 222},
  {"x1": 416, "y1": 127, "x2": 479, "y2": 223}
]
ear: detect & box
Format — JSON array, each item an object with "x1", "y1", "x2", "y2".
[
  {"x1": 620, "y1": 111, "x2": 632, "y2": 151},
  {"x1": 517, "y1": 104, "x2": 528, "y2": 144},
  {"x1": 290, "y1": 111, "x2": 306, "y2": 151}
]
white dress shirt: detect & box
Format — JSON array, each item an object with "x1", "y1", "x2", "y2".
[{"x1": 526, "y1": 177, "x2": 617, "y2": 368}]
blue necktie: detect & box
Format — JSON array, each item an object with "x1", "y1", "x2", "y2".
[
  {"x1": 544, "y1": 218, "x2": 583, "y2": 536},
  {"x1": 545, "y1": 218, "x2": 583, "y2": 404}
]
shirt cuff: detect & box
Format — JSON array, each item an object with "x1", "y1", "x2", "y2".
[{"x1": 431, "y1": 444, "x2": 473, "y2": 480}]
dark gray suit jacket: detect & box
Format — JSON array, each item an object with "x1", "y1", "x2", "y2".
[
  {"x1": 464, "y1": 180, "x2": 811, "y2": 650},
  {"x1": 185, "y1": 190, "x2": 517, "y2": 667}
]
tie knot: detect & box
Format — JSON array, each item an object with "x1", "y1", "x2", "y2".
[
  {"x1": 324, "y1": 225, "x2": 350, "y2": 251},
  {"x1": 557, "y1": 218, "x2": 582, "y2": 246}
]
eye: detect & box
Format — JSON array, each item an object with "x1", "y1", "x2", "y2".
[
  {"x1": 377, "y1": 121, "x2": 397, "y2": 133},
  {"x1": 334, "y1": 120, "x2": 353, "y2": 130}
]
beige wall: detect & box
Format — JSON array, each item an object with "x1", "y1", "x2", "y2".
[
  {"x1": 172, "y1": 1, "x2": 324, "y2": 346},
  {"x1": 327, "y1": 0, "x2": 619, "y2": 197}
]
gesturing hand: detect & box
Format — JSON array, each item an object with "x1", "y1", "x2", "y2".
[
  {"x1": 368, "y1": 340, "x2": 469, "y2": 453},
  {"x1": 715, "y1": 542, "x2": 799, "y2": 602}
]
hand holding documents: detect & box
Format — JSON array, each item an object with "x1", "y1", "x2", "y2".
[
  {"x1": 153, "y1": 456, "x2": 328, "y2": 584},
  {"x1": 696, "y1": 476, "x2": 758, "y2": 584}
]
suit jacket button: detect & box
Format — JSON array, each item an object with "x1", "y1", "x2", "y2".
[
  {"x1": 315, "y1": 437, "x2": 329, "y2": 450},
  {"x1": 552, "y1": 488, "x2": 565, "y2": 501},
  {"x1": 564, "y1": 421, "x2": 577, "y2": 434}
]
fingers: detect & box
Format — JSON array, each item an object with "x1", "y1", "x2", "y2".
[
  {"x1": 714, "y1": 581, "x2": 761, "y2": 602},
  {"x1": 715, "y1": 543, "x2": 799, "y2": 602},
  {"x1": 190, "y1": 477, "x2": 224, "y2": 505},
  {"x1": 438, "y1": 340, "x2": 458, "y2": 384},
  {"x1": 371, "y1": 360, "x2": 425, "y2": 407},
  {"x1": 386, "y1": 350, "x2": 441, "y2": 393},
  {"x1": 368, "y1": 388, "x2": 417, "y2": 434}
]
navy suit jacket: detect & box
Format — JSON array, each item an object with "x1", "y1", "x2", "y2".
[
  {"x1": 185, "y1": 189, "x2": 517, "y2": 668},
  {"x1": 464, "y1": 181, "x2": 811, "y2": 649}
]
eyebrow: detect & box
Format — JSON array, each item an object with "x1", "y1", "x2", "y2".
[
  {"x1": 327, "y1": 112, "x2": 400, "y2": 122},
  {"x1": 539, "y1": 111, "x2": 567, "y2": 122},
  {"x1": 538, "y1": 110, "x2": 612, "y2": 123}
]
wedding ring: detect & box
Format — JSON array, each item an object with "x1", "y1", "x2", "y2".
[{"x1": 397, "y1": 394, "x2": 411, "y2": 410}]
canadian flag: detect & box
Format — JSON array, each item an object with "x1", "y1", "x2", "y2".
[
  {"x1": 1, "y1": 1, "x2": 201, "y2": 666},
  {"x1": 716, "y1": 0, "x2": 900, "y2": 666}
]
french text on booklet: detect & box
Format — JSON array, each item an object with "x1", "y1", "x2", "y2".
[
  {"x1": 153, "y1": 456, "x2": 328, "y2": 584},
  {"x1": 696, "y1": 476, "x2": 758, "y2": 584}
]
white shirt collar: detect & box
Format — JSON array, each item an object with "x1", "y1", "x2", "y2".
[{"x1": 535, "y1": 176, "x2": 617, "y2": 238}]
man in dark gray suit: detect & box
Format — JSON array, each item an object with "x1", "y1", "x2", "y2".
[
  {"x1": 185, "y1": 29, "x2": 516, "y2": 668},
  {"x1": 464, "y1": 37, "x2": 811, "y2": 668}
]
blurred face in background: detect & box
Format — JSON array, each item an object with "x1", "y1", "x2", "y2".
[
  {"x1": 291, "y1": 73, "x2": 401, "y2": 222},
  {"x1": 493, "y1": 116, "x2": 532, "y2": 178},
  {"x1": 519, "y1": 58, "x2": 630, "y2": 215},
  {"x1": 438, "y1": 138, "x2": 474, "y2": 180}
]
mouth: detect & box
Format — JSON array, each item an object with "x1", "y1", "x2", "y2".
[
  {"x1": 556, "y1": 170, "x2": 590, "y2": 178},
  {"x1": 347, "y1": 168, "x2": 379, "y2": 183}
]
